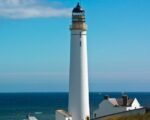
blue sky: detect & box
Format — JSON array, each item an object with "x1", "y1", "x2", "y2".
[{"x1": 0, "y1": 0, "x2": 150, "y2": 92}]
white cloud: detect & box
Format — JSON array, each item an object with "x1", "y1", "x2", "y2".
[{"x1": 0, "y1": 0, "x2": 71, "y2": 19}]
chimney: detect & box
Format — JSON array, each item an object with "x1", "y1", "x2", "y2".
[
  {"x1": 104, "y1": 95, "x2": 109, "y2": 100},
  {"x1": 122, "y1": 95, "x2": 128, "y2": 106}
]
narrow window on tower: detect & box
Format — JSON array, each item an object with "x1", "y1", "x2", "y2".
[
  {"x1": 80, "y1": 41, "x2": 82, "y2": 47},
  {"x1": 79, "y1": 32, "x2": 82, "y2": 47},
  {"x1": 80, "y1": 32, "x2": 82, "y2": 38}
]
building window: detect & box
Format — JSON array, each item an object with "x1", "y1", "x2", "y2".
[{"x1": 80, "y1": 32, "x2": 82, "y2": 38}]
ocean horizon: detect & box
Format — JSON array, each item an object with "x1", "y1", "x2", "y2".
[{"x1": 0, "y1": 92, "x2": 149, "y2": 120}]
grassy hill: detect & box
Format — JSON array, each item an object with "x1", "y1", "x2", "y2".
[{"x1": 107, "y1": 113, "x2": 150, "y2": 120}]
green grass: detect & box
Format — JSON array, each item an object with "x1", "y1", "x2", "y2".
[{"x1": 107, "y1": 113, "x2": 150, "y2": 120}]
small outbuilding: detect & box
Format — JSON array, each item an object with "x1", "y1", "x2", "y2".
[
  {"x1": 93, "y1": 95, "x2": 143, "y2": 118},
  {"x1": 56, "y1": 110, "x2": 72, "y2": 120}
]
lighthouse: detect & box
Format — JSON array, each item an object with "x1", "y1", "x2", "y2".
[
  {"x1": 56, "y1": 3, "x2": 90, "y2": 120},
  {"x1": 69, "y1": 3, "x2": 90, "y2": 120}
]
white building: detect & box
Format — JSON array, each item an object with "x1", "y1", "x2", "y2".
[
  {"x1": 24, "y1": 115, "x2": 38, "y2": 120},
  {"x1": 56, "y1": 110, "x2": 72, "y2": 120},
  {"x1": 93, "y1": 95, "x2": 143, "y2": 118},
  {"x1": 56, "y1": 2, "x2": 90, "y2": 120}
]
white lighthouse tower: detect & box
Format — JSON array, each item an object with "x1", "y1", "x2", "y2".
[
  {"x1": 55, "y1": 3, "x2": 90, "y2": 120},
  {"x1": 69, "y1": 3, "x2": 90, "y2": 120}
]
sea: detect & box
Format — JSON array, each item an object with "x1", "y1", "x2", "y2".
[{"x1": 0, "y1": 92, "x2": 149, "y2": 120}]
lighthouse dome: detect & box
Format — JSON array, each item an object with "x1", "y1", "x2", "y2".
[{"x1": 72, "y1": 3, "x2": 85, "y2": 13}]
